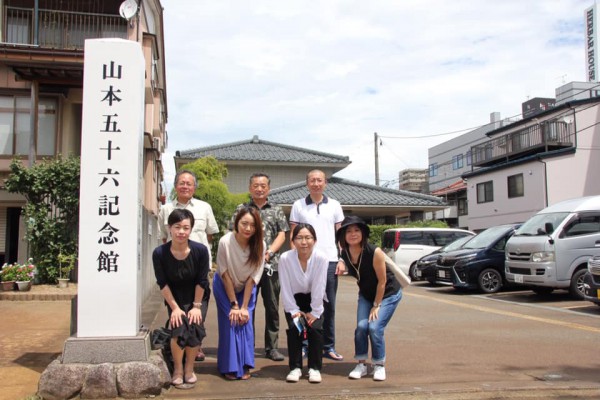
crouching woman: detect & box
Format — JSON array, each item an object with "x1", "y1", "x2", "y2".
[
  {"x1": 337, "y1": 216, "x2": 402, "y2": 382},
  {"x1": 279, "y1": 223, "x2": 328, "y2": 384}
]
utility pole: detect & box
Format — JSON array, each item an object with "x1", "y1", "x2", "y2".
[{"x1": 374, "y1": 132, "x2": 379, "y2": 186}]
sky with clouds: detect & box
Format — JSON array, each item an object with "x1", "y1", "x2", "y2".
[{"x1": 160, "y1": 0, "x2": 589, "y2": 191}]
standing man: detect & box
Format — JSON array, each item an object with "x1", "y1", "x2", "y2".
[
  {"x1": 289, "y1": 169, "x2": 345, "y2": 361},
  {"x1": 229, "y1": 173, "x2": 289, "y2": 361},
  {"x1": 159, "y1": 169, "x2": 219, "y2": 362}
]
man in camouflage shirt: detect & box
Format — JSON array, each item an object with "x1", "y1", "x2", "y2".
[{"x1": 229, "y1": 173, "x2": 289, "y2": 361}]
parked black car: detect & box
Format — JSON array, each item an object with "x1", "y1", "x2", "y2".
[
  {"x1": 415, "y1": 235, "x2": 474, "y2": 284},
  {"x1": 435, "y1": 224, "x2": 520, "y2": 293},
  {"x1": 583, "y1": 256, "x2": 600, "y2": 306}
]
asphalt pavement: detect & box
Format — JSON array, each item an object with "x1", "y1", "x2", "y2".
[{"x1": 1, "y1": 278, "x2": 600, "y2": 400}]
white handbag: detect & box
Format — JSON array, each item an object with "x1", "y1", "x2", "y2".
[{"x1": 384, "y1": 254, "x2": 411, "y2": 288}]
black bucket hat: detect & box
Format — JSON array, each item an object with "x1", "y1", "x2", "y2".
[{"x1": 336, "y1": 215, "x2": 370, "y2": 243}]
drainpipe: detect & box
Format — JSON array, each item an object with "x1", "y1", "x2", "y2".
[
  {"x1": 536, "y1": 157, "x2": 548, "y2": 208},
  {"x1": 33, "y1": 0, "x2": 39, "y2": 45},
  {"x1": 29, "y1": 81, "x2": 39, "y2": 167}
]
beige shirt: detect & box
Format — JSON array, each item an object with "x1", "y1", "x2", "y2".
[{"x1": 216, "y1": 232, "x2": 265, "y2": 293}]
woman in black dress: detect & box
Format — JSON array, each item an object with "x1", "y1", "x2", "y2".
[{"x1": 152, "y1": 208, "x2": 210, "y2": 387}]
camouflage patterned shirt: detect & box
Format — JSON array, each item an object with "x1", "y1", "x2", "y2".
[{"x1": 229, "y1": 199, "x2": 290, "y2": 270}]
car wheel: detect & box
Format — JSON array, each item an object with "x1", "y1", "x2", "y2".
[
  {"x1": 478, "y1": 268, "x2": 503, "y2": 294},
  {"x1": 532, "y1": 287, "x2": 554, "y2": 296},
  {"x1": 409, "y1": 263, "x2": 418, "y2": 280},
  {"x1": 569, "y1": 269, "x2": 587, "y2": 300}
]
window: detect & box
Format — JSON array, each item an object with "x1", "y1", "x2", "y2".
[
  {"x1": 466, "y1": 150, "x2": 472, "y2": 166},
  {"x1": 429, "y1": 163, "x2": 438, "y2": 177},
  {"x1": 458, "y1": 198, "x2": 468, "y2": 215},
  {"x1": 477, "y1": 181, "x2": 493, "y2": 203},
  {"x1": 452, "y1": 154, "x2": 464, "y2": 170},
  {"x1": 507, "y1": 173, "x2": 524, "y2": 198},
  {"x1": 0, "y1": 95, "x2": 57, "y2": 156},
  {"x1": 562, "y1": 214, "x2": 600, "y2": 237}
]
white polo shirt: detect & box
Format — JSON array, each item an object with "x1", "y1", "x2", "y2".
[{"x1": 289, "y1": 194, "x2": 344, "y2": 262}]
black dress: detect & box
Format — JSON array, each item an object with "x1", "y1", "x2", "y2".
[{"x1": 152, "y1": 240, "x2": 210, "y2": 348}]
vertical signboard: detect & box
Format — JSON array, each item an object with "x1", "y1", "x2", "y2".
[
  {"x1": 77, "y1": 39, "x2": 144, "y2": 337},
  {"x1": 585, "y1": 5, "x2": 599, "y2": 82}
]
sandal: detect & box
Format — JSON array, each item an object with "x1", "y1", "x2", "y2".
[
  {"x1": 324, "y1": 349, "x2": 344, "y2": 361},
  {"x1": 185, "y1": 372, "x2": 197, "y2": 384},
  {"x1": 224, "y1": 373, "x2": 237, "y2": 380},
  {"x1": 171, "y1": 372, "x2": 184, "y2": 386},
  {"x1": 241, "y1": 371, "x2": 251, "y2": 380}
]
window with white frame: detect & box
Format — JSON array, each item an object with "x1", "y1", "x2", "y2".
[
  {"x1": 0, "y1": 95, "x2": 57, "y2": 156},
  {"x1": 476, "y1": 181, "x2": 493, "y2": 203},
  {"x1": 507, "y1": 173, "x2": 524, "y2": 198}
]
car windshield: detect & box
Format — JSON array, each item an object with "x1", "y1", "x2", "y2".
[
  {"x1": 463, "y1": 225, "x2": 511, "y2": 249},
  {"x1": 441, "y1": 235, "x2": 473, "y2": 252},
  {"x1": 514, "y1": 212, "x2": 569, "y2": 236}
]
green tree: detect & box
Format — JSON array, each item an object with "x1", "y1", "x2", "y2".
[{"x1": 5, "y1": 156, "x2": 80, "y2": 283}]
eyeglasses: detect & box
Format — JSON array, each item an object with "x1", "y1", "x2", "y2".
[
  {"x1": 239, "y1": 222, "x2": 256, "y2": 229},
  {"x1": 294, "y1": 236, "x2": 314, "y2": 242}
]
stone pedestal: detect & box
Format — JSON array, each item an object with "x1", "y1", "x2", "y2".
[{"x1": 62, "y1": 329, "x2": 151, "y2": 364}]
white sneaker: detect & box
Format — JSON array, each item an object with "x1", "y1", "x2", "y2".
[
  {"x1": 308, "y1": 368, "x2": 321, "y2": 383},
  {"x1": 286, "y1": 368, "x2": 302, "y2": 382},
  {"x1": 348, "y1": 363, "x2": 368, "y2": 379},
  {"x1": 373, "y1": 364, "x2": 386, "y2": 381}
]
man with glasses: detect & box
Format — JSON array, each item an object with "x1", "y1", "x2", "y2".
[
  {"x1": 289, "y1": 169, "x2": 345, "y2": 361},
  {"x1": 158, "y1": 169, "x2": 219, "y2": 362},
  {"x1": 229, "y1": 173, "x2": 289, "y2": 362}
]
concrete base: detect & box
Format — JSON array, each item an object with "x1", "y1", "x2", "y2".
[{"x1": 62, "y1": 329, "x2": 151, "y2": 363}]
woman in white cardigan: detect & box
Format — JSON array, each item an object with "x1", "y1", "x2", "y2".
[{"x1": 278, "y1": 223, "x2": 328, "y2": 384}]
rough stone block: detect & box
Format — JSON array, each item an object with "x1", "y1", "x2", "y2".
[
  {"x1": 116, "y1": 361, "x2": 163, "y2": 398},
  {"x1": 37, "y1": 359, "x2": 89, "y2": 400},
  {"x1": 81, "y1": 363, "x2": 118, "y2": 399},
  {"x1": 148, "y1": 351, "x2": 171, "y2": 388}
]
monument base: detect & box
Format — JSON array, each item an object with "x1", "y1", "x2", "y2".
[{"x1": 62, "y1": 328, "x2": 151, "y2": 363}]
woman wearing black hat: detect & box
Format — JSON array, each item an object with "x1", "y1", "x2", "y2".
[{"x1": 337, "y1": 216, "x2": 402, "y2": 382}]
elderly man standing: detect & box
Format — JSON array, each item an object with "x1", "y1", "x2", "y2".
[
  {"x1": 229, "y1": 173, "x2": 289, "y2": 361},
  {"x1": 159, "y1": 169, "x2": 219, "y2": 362},
  {"x1": 289, "y1": 169, "x2": 345, "y2": 361}
]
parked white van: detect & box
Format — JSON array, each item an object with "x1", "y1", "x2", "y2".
[
  {"x1": 381, "y1": 228, "x2": 475, "y2": 279},
  {"x1": 505, "y1": 195, "x2": 600, "y2": 299}
]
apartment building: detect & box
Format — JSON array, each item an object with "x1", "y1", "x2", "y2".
[{"x1": 0, "y1": 0, "x2": 167, "y2": 296}]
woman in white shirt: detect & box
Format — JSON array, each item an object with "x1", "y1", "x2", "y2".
[
  {"x1": 279, "y1": 223, "x2": 328, "y2": 384},
  {"x1": 213, "y1": 206, "x2": 265, "y2": 380}
]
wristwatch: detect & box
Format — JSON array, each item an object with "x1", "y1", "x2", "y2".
[
  {"x1": 373, "y1": 302, "x2": 380, "y2": 308},
  {"x1": 230, "y1": 300, "x2": 239, "y2": 308},
  {"x1": 267, "y1": 250, "x2": 275, "y2": 259}
]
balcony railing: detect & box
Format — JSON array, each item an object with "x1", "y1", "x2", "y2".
[
  {"x1": 470, "y1": 121, "x2": 574, "y2": 167},
  {"x1": 3, "y1": 6, "x2": 128, "y2": 50}
]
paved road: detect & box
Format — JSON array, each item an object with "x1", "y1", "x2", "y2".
[{"x1": 1, "y1": 279, "x2": 599, "y2": 399}]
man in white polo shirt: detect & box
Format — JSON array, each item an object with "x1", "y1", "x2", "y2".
[{"x1": 289, "y1": 169, "x2": 345, "y2": 361}]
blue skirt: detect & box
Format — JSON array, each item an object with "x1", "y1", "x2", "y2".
[{"x1": 213, "y1": 273, "x2": 258, "y2": 377}]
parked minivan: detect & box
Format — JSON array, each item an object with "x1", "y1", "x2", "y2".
[
  {"x1": 381, "y1": 227, "x2": 474, "y2": 278},
  {"x1": 505, "y1": 195, "x2": 600, "y2": 299}
]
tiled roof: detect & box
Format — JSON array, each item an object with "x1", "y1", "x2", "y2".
[
  {"x1": 176, "y1": 135, "x2": 350, "y2": 164},
  {"x1": 431, "y1": 180, "x2": 467, "y2": 196},
  {"x1": 270, "y1": 177, "x2": 446, "y2": 207}
]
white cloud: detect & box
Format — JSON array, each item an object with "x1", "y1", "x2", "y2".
[{"x1": 161, "y1": 0, "x2": 588, "y2": 189}]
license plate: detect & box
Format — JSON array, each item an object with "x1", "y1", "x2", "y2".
[
  {"x1": 416, "y1": 270, "x2": 422, "y2": 277},
  {"x1": 514, "y1": 274, "x2": 524, "y2": 284},
  {"x1": 438, "y1": 270, "x2": 446, "y2": 278}
]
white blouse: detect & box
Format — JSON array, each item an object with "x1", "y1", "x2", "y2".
[
  {"x1": 216, "y1": 232, "x2": 265, "y2": 293},
  {"x1": 278, "y1": 248, "x2": 328, "y2": 318}
]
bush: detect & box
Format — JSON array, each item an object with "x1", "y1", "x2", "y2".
[{"x1": 5, "y1": 156, "x2": 80, "y2": 283}]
